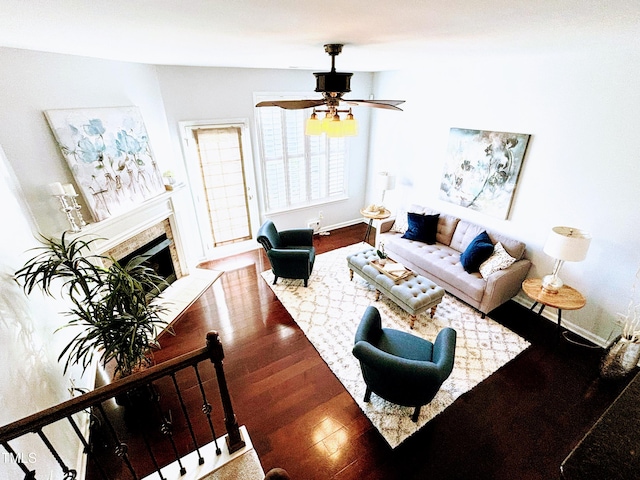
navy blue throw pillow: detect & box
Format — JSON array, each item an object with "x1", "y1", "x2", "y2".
[
  {"x1": 460, "y1": 231, "x2": 494, "y2": 273},
  {"x1": 401, "y1": 213, "x2": 439, "y2": 244}
]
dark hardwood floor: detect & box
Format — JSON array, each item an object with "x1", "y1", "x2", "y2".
[{"x1": 93, "y1": 224, "x2": 631, "y2": 480}]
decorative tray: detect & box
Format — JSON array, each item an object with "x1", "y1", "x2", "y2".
[{"x1": 369, "y1": 258, "x2": 413, "y2": 281}]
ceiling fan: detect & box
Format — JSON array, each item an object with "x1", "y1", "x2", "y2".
[{"x1": 255, "y1": 44, "x2": 405, "y2": 136}]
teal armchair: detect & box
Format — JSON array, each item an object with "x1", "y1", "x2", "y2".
[
  {"x1": 257, "y1": 220, "x2": 316, "y2": 287},
  {"x1": 353, "y1": 306, "x2": 457, "y2": 421}
]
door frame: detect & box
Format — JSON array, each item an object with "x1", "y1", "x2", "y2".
[{"x1": 179, "y1": 118, "x2": 261, "y2": 259}]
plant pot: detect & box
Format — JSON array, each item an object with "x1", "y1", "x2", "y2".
[
  {"x1": 113, "y1": 359, "x2": 158, "y2": 407},
  {"x1": 600, "y1": 336, "x2": 640, "y2": 380},
  {"x1": 115, "y1": 383, "x2": 159, "y2": 408},
  {"x1": 114, "y1": 383, "x2": 162, "y2": 430}
]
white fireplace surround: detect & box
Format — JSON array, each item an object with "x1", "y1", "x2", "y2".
[{"x1": 77, "y1": 188, "x2": 187, "y2": 266}]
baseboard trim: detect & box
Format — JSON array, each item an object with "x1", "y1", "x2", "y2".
[
  {"x1": 512, "y1": 293, "x2": 607, "y2": 347},
  {"x1": 317, "y1": 218, "x2": 365, "y2": 234}
]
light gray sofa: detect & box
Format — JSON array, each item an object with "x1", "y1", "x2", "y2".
[{"x1": 377, "y1": 205, "x2": 531, "y2": 316}]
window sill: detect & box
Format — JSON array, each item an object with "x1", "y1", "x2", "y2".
[{"x1": 265, "y1": 196, "x2": 350, "y2": 216}]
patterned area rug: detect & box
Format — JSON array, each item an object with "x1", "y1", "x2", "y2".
[{"x1": 261, "y1": 244, "x2": 530, "y2": 448}]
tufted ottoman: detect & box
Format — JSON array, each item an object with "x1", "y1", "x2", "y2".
[{"x1": 347, "y1": 248, "x2": 445, "y2": 328}]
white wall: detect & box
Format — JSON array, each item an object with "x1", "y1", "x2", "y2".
[
  {"x1": 0, "y1": 47, "x2": 181, "y2": 478},
  {"x1": 0, "y1": 145, "x2": 91, "y2": 478},
  {"x1": 156, "y1": 65, "x2": 374, "y2": 261},
  {"x1": 0, "y1": 47, "x2": 177, "y2": 236},
  {"x1": 370, "y1": 43, "x2": 640, "y2": 344}
]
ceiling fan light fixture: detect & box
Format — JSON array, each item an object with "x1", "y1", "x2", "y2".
[
  {"x1": 320, "y1": 111, "x2": 334, "y2": 131},
  {"x1": 256, "y1": 44, "x2": 404, "y2": 138},
  {"x1": 305, "y1": 110, "x2": 323, "y2": 135},
  {"x1": 256, "y1": 45, "x2": 404, "y2": 115},
  {"x1": 305, "y1": 108, "x2": 357, "y2": 137},
  {"x1": 342, "y1": 109, "x2": 358, "y2": 137},
  {"x1": 326, "y1": 112, "x2": 344, "y2": 138}
]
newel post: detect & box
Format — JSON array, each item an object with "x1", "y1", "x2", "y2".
[{"x1": 206, "y1": 331, "x2": 245, "y2": 454}]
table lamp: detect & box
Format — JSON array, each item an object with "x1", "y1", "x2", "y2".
[
  {"x1": 542, "y1": 226, "x2": 591, "y2": 293},
  {"x1": 377, "y1": 171, "x2": 396, "y2": 206}
]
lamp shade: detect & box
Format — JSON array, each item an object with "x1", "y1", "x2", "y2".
[
  {"x1": 325, "y1": 114, "x2": 344, "y2": 137},
  {"x1": 543, "y1": 226, "x2": 591, "y2": 262},
  {"x1": 321, "y1": 112, "x2": 333, "y2": 132},
  {"x1": 305, "y1": 112, "x2": 322, "y2": 135},
  {"x1": 377, "y1": 172, "x2": 396, "y2": 192},
  {"x1": 342, "y1": 113, "x2": 358, "y2": 136}
]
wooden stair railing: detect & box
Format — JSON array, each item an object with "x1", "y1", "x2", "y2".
[{"x1": 0, "y1": 331, "x2": 245, "y2": 480}]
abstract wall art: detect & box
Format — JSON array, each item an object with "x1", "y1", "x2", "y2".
[
  {"x1": 439, "y1": 127, "x2": 530, "y2": 219},
  {"x1": 45, "y1": 106, "x2": 165, "y2": 222}
]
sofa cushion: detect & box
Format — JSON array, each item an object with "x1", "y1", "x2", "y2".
[
  {"x1": 391, "y1": 205, "x2": 460, "y2": 245},
  {"x1": 384, "y1": 236, "x2": 487, "y2": 303},
  {"x1": 417, "y1": 207, "x2": 460, "y2": 246},
  {"x1": 402, "y1": 213, "x2": 439, "y2": 244},
  {"x1": 479, "y1": 242, "x2": 516, "y2": 278},
  {"x1": 460, "y1": 231, "x2": 494, "y2": 273},
  {"x1": 450, "y1": 220, "x2": 485, "y2": 253},
  {"x1": 449, "y1": 219, "x2": 526, "y2": 261}
]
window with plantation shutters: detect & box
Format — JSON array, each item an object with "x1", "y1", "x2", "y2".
[{"x1": 255, "y1": 94, "x2": 348, "y2": 212}]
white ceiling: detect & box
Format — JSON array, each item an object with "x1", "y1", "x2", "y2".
[{"x1": 0, "y1": 1, "x2": 639, "y2": 71}]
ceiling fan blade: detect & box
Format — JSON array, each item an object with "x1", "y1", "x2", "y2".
[
  {"x1": 255, "y1": 99, "x2": 326, "y2": 110},
  {"x1": 344, "y1": 100, "x2": 405, "y2": 111}
]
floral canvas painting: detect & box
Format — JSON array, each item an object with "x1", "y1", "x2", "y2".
[
  {"x1": 439, "y1": 128, "x2": 530, "y2": 219},
  {"x1": 45, "y1": 107, "x2": 165, "y2": 222}
]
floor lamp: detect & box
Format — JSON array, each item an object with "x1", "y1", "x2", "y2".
[{"x1": 542, "y1": 226, "x2": 591, "y2": 293}]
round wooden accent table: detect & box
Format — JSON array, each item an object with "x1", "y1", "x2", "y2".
[
  {"x1": 360, "y1": 208, "x2": 390, "y2": 245},
  {"x1": 522, "y1": 278, "x2": 586, "y2": 331}
]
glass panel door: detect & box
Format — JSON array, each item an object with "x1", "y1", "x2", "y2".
[
  {"x1": 193, "y1": 126, "x2": 251, "y2": 246},
  {"x1": 181, "y1": 120, "x2": 260, "y2": 259}
]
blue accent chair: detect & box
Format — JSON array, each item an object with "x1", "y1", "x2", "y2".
[
  {"x1": 352, "y1": 306, "x2": 457, "y2": 422},
  {"x1": 257, "y1": 220, "x2": 316, "y2": 287}
]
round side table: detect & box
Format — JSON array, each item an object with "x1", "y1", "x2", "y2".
[
  {"x1": 522, "y1": 278, "x2": 586, "y2": 331},
  {"x1": 360, "y1": 208, "x2": 390, "y2": 245}
]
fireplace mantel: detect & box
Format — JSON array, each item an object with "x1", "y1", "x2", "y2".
[{"x1": 69, "y1": 185, "x2": 188, "y2": 274}]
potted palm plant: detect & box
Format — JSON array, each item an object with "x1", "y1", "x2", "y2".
[{"x1": 16, "y1": 233, "x2": 171, "y2": 379}]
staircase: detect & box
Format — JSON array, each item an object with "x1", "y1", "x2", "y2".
[
  {"x1": 142, "y1": 426, "x2": 264, "y2": 480},
  {"x1": 0, "y1": 331, "x2": 262, "y2": 480}
]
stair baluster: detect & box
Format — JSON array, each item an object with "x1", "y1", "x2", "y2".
[
  {"x1": 1, "y1": 441, "x2": 35, "y2": 479},
  {"x1": 194, "y1": 363, "x2": 222, "y2": 454},
  {"x1": 0, "y1": 332, "x2": 243, "y2": 479},
  {"x1": 67, "y1": 416, "x2": 109, "y2": 480},
  {"x1": 95, "y1": 404, "x2": 138, "y2": 479},
  {"x1": 36, "y1": 428, "x2": 77, "y2": 479}
]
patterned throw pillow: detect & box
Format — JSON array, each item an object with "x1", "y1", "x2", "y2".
[
  {"x1": 479, "y1": 242, "x2": 516, "y2": 279},
  {"x1": 390, "y1": 207, "x2": 409, "y2": 233}
]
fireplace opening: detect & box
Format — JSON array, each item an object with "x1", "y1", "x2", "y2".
[{"x1": 119, "y1": 234, "x2": 177, "y2": 295}]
